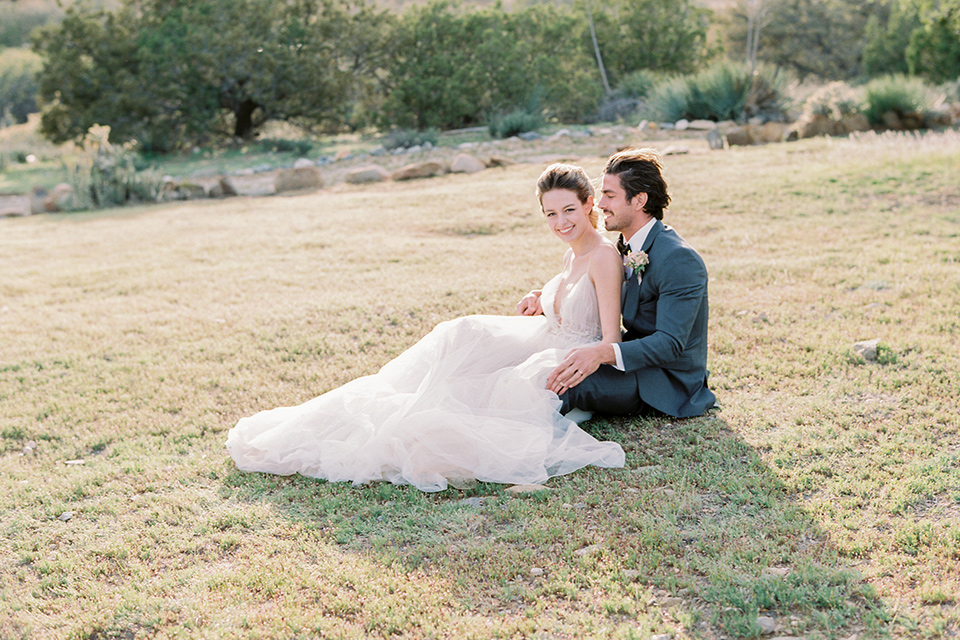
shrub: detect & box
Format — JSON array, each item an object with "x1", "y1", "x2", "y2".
[
  {"x1": 614, "y1": 70, "x2": 659, "y2": 100},
  {"x1": 802, "y1": 81, "x2": 864, "y2": 119},
  {"x1": 382, "y1": 128, "x2": 439, "y2": 150},
  {"x1": 0, "y1": 47, "x2": 42, "y2": 127},
  {"x1": 256, "y1": 138, "x2": 315, "y2": 156},
  {"x1": 862, "y1": 74, "x2": 934, "y2": 126},
  {"x1": 487, "y1": 109, "x2": 542, "y2": 139},
  {"x1": 62, "y1": 124, "x2": 162, "y2": 210}
]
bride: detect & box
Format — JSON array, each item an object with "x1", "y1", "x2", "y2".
[{"x1": 226, "y1": 164, "x2": 626, "y2": 491}]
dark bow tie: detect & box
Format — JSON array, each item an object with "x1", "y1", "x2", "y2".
[{"x1": 617, "y1": 234, "x2": 630, "y2": 256}]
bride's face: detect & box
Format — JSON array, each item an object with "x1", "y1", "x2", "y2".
[
  {"x1": 541, "y1": 189, "x2": 594, "y2": 244},
  {"x1": 540, "y1": 189, "x2": 593, "y2": 242}
]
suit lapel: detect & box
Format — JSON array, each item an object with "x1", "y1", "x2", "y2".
[{"x1": 622, "y1": 221, "x2": 664, "y2": 327}]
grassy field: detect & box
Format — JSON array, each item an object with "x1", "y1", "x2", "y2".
[{"x1": 1, "y1": 130, "x2": 959, "y2": 639}]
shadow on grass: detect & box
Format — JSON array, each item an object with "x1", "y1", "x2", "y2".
[{"x1": 219, "y1": 413, "x2": 890, "y2": 638}]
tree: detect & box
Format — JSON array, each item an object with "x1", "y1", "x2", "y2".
[
  {"x1": 33, "y1": 0, "x2": 388, "y2": 151},
  {"x1": 381, "y1": 1, "x2": 602, "y2": 130},
  {"x1": 724, "y1": 0, "x2": 882, "y2": 79},
  {"x1": 0, "y1": 47, "x2": 42, "y2": 126},
  {"x1": 585, "y1": 0, "x2": 715, "y2": 84},
  {"x1": 863, "y1": 0, "x2": 960, "y2": 82}
]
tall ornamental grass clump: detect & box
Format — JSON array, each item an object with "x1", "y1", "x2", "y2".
[
  {"x1": 487, "y1": 109, "x2": 543, "y2": 139},
  {"x1": 862, "y1": 74, "x2": 935, "y2": 125},
  {"x1": 642, "y1": 62, "x2": 790, "y2": 123}
]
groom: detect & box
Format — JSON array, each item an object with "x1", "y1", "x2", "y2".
[{"x1": 520, "y1": 148, "x2": 715, "y2": 418}]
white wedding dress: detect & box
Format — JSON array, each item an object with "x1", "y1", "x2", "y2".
[{"x1": 226, "y1": 272, "x2": 625, "y2": 491}]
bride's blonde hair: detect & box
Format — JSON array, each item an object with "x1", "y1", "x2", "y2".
[{"x1": 536, "y1": 163, "x2": 602, "y2": 230}]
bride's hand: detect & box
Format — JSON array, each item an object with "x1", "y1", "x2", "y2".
[
  {"x1": 516, "y1": 290, "x2": 543, "y2": 316},
  {"x1": 546, "y1": 345, "x2": 610, "y2": 395}
]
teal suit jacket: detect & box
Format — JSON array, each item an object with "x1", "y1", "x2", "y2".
[{"x1": 620, "y1": 220, "x2": 715, "y2": 417}]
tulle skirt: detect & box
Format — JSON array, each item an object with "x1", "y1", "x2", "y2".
[{"x1": 226, "y1": 315, "x2": 625, "y2": 492}]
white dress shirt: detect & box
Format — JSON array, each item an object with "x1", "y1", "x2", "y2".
[{"x1": 611, "y1": 218, "x2": 657, "y2": 371}]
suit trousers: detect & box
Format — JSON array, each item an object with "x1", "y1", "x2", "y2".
[{"x1": 559, "y1": 365, "x2": 654, "y2": 416}]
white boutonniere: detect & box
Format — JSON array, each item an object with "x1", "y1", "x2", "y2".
[{"x1": 625, "y1": 249, "x2": 649, "y2": 274}]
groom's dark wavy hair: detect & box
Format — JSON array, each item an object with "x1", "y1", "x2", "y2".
[{"x1": 604, "y1": 148, "x2": 671, "y2": 220}]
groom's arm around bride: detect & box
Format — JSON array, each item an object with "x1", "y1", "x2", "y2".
[{"x1": 543, "y1": 148, "x2": 716, "y2": 419}]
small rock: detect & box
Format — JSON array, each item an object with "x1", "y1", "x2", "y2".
[
  {"x1": 368, "y1": 145, "x2": 387, "y2": 156},
  {"x1": 659, "y1": 597, "x2": 683, "y2": 609},
  {"x1": 335, "y1": 149, "x2": 352, "y2": 161},
  {"x1": 529, "y1": 567, "x2": 545, "y2": 576},
  {"x1": 762, "y1": 567, "x2": 792, "y2": 577},
  {"x1": 64, "y1": 459, "x2": 85, "y2": 465},
  {"x1": 505, "y1": 484, "x2": 551, "y2": 495},
  {"x1": 22, "y1": 444, "x2": 34, "y2": 456},
  {"x1": 853, "y1": 338, "x2": 881, "y2": 362},
  {"x1": 659, "y1": 488, "x2": 677, "y2": 497},
  {"x1": 548, "y1": 128, "x2": 571, "y2": 140},
  {"x1": 293, "y1": 157, "x2": 315, "y2": 168},
  {"x1": 623, "y1": 569, "x2": 642, "y2": 580},
  {"x1": 652, "y1": 635, "x2": 672, "y2": 640},
  {"x1": 58, "y1": 511, "x2": 74, "y2": 521},
  {"x1": 574, "y1": 544, "x2": 600, "y2": 556},
  {"x1": 757, "y1": 616, "x2": 777, "y2": 634},
  {"x1": 675, "y1": 118, "x2": 690, "y2": 131},
  {"x1": 517, "y1": 131, "x2": 541, "y2": 141},
  {"x1": 458, "y1": 497, "x2": 485, "y2": 508}
]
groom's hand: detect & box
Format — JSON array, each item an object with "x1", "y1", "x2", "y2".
[
  {"x1": 546, "y1": 344, "x2": 614, "y2": 395},
  {"x1": 516, "y1": 290, "x2": 543, "y2": 316}
]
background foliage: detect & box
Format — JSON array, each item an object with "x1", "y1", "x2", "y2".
[{"x1": 0, "y1": 0, "x2": 958, "y2": 150}]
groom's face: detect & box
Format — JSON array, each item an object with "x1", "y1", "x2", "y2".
[{"x1": 599, "y1": 173, "x2": 644, "y2": 234}]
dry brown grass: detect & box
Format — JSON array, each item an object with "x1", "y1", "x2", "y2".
[{"x1": 2, "y1": 130, "x2": 959, "y2": 639}]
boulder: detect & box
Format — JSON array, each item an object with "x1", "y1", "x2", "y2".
[
  {"x1": 674, "y1": 118, "x2": 690, "y2": 131},
  {"x1": 346, "y1": 165, "x2": 390, "y2": 185},
  {"x1": 218, "y1": 176, "x2": 238, "y2": 197},
  {"x1": 220, "y1": 173, "x2": 277, "y2": 197},
  {"x1": 0, "y1": 194, "x2": 31, "y2": 217},
  {"x1": 725, "y1": 126, "x2": 752, "y2": 146},
  {"x1": 484, "y1": 155, "x2": 514, "y2": 168},
  {"x1": 758, "y1": 121, "x2": 789, "y2": 143},
  {"x1": 450, "y1": 154, "x2": 486, "y2": 174},
  {"x1": 43, "y1": 183, "x2": 76, "y2": 212},
  {"x1": 391, "y1": 160, "x2": 447, "y2": 181},
  {"x1": 292, "y1": 157, "x2": 315, "y2": 169},
  {"x1": 839, "y1": 113, "x2": 871, "y2": 133},
  {"x1": 791, "y1": 113, "x2": 841, "y2": 139},
  {"x1": 687, "y1": 119, "x2": 717, "y2": 130},
  {"x1": 275, "y1": 166, "x2": 323, "y2": 193},
  {"x1": 726, "y1": 122, "x2": 788, "y2": 146}
]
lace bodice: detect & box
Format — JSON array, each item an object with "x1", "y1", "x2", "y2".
[{"x1": 540, "y1": 272, "x2": 602, "y2": 344}]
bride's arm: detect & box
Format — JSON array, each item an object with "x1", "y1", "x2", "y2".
[{"x1": 589, "y1": 243, "x2": 624, "y2": 344}]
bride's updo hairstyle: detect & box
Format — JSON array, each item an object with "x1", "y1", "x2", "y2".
[{"x1": 536, "y1": 163, "x2": 601, "y2": 229}]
